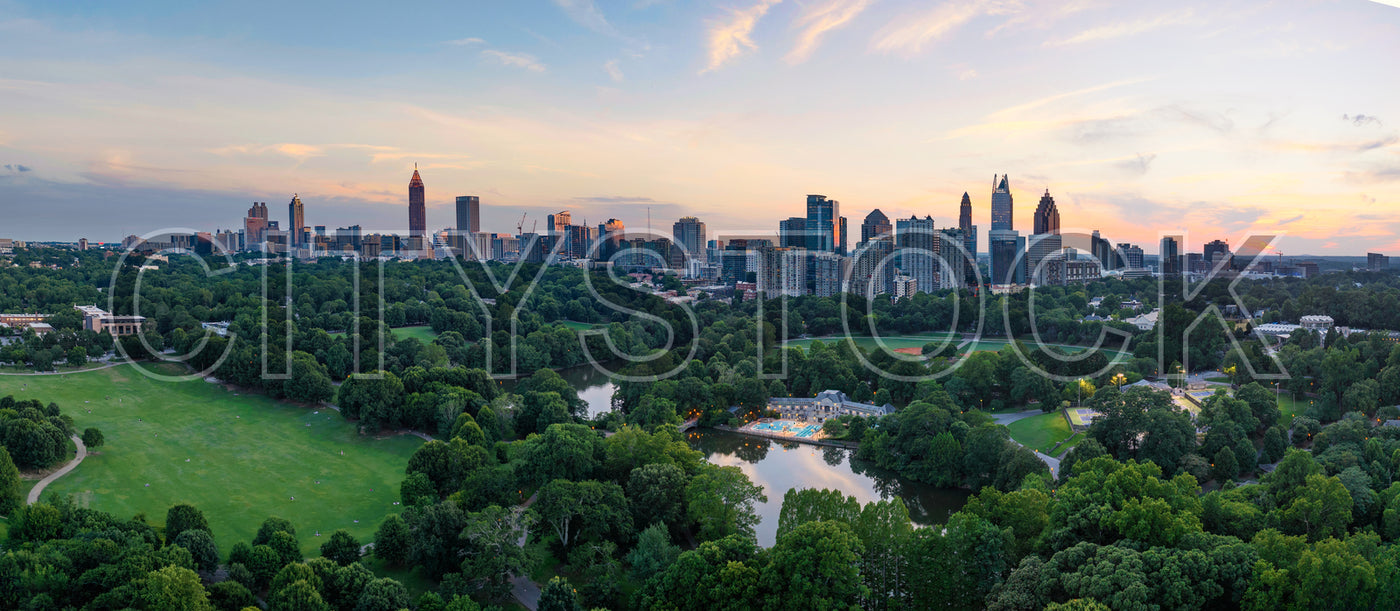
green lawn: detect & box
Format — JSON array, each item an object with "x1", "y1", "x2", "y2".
[
  {"x1": 1277, "y1": 394, "x2": 1310, "y2": 425},
  {"x1": 782, "y1": 332, "x2": 959, "y2": 352},
  {"x1": 1007, "y1": 412, "x2": 1074, "y2": 454},
  {"x1": 328, "y1": 325, "x2": 438, "y2": 343},
  {"x1": 0, "y1": 363, "x2": 423, "y2": 559},
  {"x1": 558, "y1": 320, "x2": 598, "y2": 331},
  {"x1": 1204, "y1": 376, "x2": 1231, "y2": 384}
]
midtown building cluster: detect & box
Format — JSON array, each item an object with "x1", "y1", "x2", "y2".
[{"x1": 80, "y1": 168, "x2": 1389, "y2": 301}]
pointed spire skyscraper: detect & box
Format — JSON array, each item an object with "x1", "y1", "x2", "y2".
[{"x1": 408, "y1": 165, "x2": 426, "y2": 244}]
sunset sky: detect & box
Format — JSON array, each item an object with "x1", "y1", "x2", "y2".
[{"x1": 1, "y1": 0, "x2": 1398, "y2": 254}]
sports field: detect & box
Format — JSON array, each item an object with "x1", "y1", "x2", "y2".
[{"x1": 0, "y1": 363, "x2": 422, "y2": 558}]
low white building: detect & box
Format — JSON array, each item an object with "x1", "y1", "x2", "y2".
[{"x1": 768, "y1": 390, "x2": 895, "y2": 423}]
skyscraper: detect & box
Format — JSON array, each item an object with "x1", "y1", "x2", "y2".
[
  {"x1": 805, "y1": 194, "x2": 840, "y2": 253},
  {"x1": 861, "y1": 209, "x2": 892, "y2": 243},
  {"x1": 779, "y1": 216, "x2": 807, "y2": 249},
  {"x1": 408, "y1": 166, "x2": 426, "y2": 243},
  {"x1": 895, "y1": 215, "x2": 938, "y2": 294},
  {"x1": 989, "y1": 229, "x2": 1025, "y2": 285},
  {"x1": 958, "y1": 192, "x2": 978, "y2": 285},
  {"x1": 850, "y1": 236, "x2": 894, "y2": 297},
  {"x1": 1028, "y1": 190, "x2": 1061, "y2": 284},
  {"x1": 1160, "y1": 236, "x2": 1183, "y2": 276},
  {"x1": 673, "y1": 216, "x2": 707, "y2": 265},
  {"x1": 243, "y1": 202, "x2": 268, "y2": 249},
  {"x1": 287, "y1": 195, "x2": 304, "y2": 247},
  {"x1": 455, "y1": 196, "x2": 480, "y2": 234},
  {"x1": 937, "y1": 227, "x2": 967, "y2": 289},
  {"x1": 991, "y1": 175, "x2": 1013, "y2": 231},
  {"x1": 1204, "y1": 239, "x2": 1231, "y2": 268}
]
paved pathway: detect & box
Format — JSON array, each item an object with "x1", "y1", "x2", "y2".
[
  {"x1": 28, "y1": 435, "x2": 87, "y2": 505},
  {"x1": 511, "y1": 492, "x2": 542, "y2": 610},
  {"x1": 991, "y1": 409, "x2": 1063, "y2": 474}
]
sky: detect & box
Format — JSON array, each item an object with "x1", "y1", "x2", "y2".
[{"x1": 1, "y1": 0, "x2": 1398, "y2": 255}]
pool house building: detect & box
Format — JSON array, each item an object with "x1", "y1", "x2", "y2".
[{"x1": 768, "y1": 390, "x2": 895, "y2": 423}]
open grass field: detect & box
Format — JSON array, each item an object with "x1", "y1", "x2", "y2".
[
  {"x1": 328, "y1": 325, "x2": 438, "y2": 343},
  {"x1": 781, "y1": 331, "x2": 960, "y2": 352},
  {"x1": 0, "y1": 363, "x2": 423, "y2": 559},
  {"x1": 1007, "y1": 411, "x2": 1074, "y2": 454},
  {"x1": 1277, "y1": 394, "x2": 1310, "y2": 425},
  {"x1": 558, "y1": 320, "x2": 598, "y2": 331}
]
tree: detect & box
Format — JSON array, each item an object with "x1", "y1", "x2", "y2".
[
  {"x1": 686, "y1": 464, "x2": 768, "y2": 541},
  {"x1": 321, "y1": 529, "x2": 361, "y2": 566},
  {"x1": 627, "y1": 463, "x2": 689, "y2": 534},
  {"x1": 0, "y1": 446, "x2": 21, "y2": 515},
  {"x1": 269, "y1": 579, "x2": 330, "y2": 611},
  {"x1": 458, "y1": 504, "x2": 530, "y2": 600},
  {"x1": 354, "y1": 578, "x2": 410, "y2": 611},
  {"x1": 628, "y1": 522, "x2": 681, "y2": 581},
  {"x1": 165, "y1": 503, "x2": 211, "y2": 544},
  {"x1": 206, "y1": 580, "x2": 256, "y2": 611},
  {"x1": 270, "y1": 530, "x2": 303, "y2": 565},
  {"x1": 1280, "y1": 474, "x2": 1353, "y2": 541},
  {"x1": 761, "y1": 520, "x2": 867, "y2": 611},
  {"x1": 776, "y1": 488, "x2": 861, "y2": 540},
  {"x1": 174, "y1": 529, "x2": 221, "y2": 572},
  {"x1": 254, "y1": 516, "x2": 298, "y2": 545},
  {"x1": 134, "y1": 565, "x2": 213, "y2": 611},
  {"x1": 1261, "y1": 426, "x2": 1288, "y2": 464},
  {"x1": 373, "y1": 514, "x2": 411, "y2": 567},
  {"x1": 538, "y1": 577, "x2": 583, "y2": 611},
  {"x1": 81, "y1": 427, "x2": 105, "y2": 448},
  {"x1": 517, "y1": 423, "x2": 602, "y2": 487},
  {"x1": 534, "y1": 479, "x2": 632, "y2": 550},
  {"x1": 1213, "y1": 447, "x2": 1238, "y2": 484}
]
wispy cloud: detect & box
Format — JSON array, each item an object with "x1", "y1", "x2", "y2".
[
  {"x1": 1046, "y1": 9, "x2": 1196, "y2": 46},
  {"x1": 604, "y1": 59, "x2": 624, "y2": 82},
  {"x1": 786, "y1": 0, "x2": 872, "y2": 64},
  {"x1": 1116, "y1": 152, "x2": 1156, "y2": 175},
  {"x1": 872, "y1": 0, "x2": 1002, "y2": 55},
  {"x1": 3, "y1": 164, "x2": 32, "y2": 172},
  {"x1": 481, "y1": 49, "x2": 547, "y2": 73},
  {"x1": 209, "y1": 142, "x2": 326, "y2": 160},
  {"x1": 702, "y1": 0, "x2": 783, "y2": 73},
  {"x1": 553, "y1": 0, "x2": 620, "y2": 37},
  {"x1": 1343, "y1": 113, "x2": 1383, "y2": 128},
  {"x1": 443, "y1": 37, "x2": 486, "y2": 46}
]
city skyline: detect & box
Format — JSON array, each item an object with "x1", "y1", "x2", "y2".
[{"x1": 1, "y1": 1, "x2": 1398, "y2": 253}]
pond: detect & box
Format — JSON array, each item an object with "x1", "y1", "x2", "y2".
[{"x1": 686, "y1": 429, "x2": 970, "y2": 547}]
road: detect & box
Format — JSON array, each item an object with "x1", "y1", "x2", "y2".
[{"x1": 28, "y1": 435, "x2": 87, "y2": 505}]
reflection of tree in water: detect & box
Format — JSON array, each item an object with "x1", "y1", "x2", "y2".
[
  {"x1": 687, "y1": 431, "x2": 772, "y2": 463},
  {"x1": 848, "y1": 456, "x2": 967, "y2": 526},
  {"x1": 821, "y1": 446, "x2": 846, "y2": 467}
]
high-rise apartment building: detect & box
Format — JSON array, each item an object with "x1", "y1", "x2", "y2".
[
  {"x1": 895, "y1": 215, "x2": 938, "y2": 294},
  {"x1": 810, "y1": 251, "x2": 845, "y2": 297},
  {"x1": 288, "y1": 195, "x2": 305, "y2": 247},
  {"x1": 991, "y1": 175, "x2": 1013, "y2": 231},
  {"x1": 673, "y1": 216, "x2": 707, "y2": 265},
  {"x1": 861, "y1": 209, "x2": 892, "y2": 243},
  {"x1": 1117, "y1": 243, "x2": 1145, "y2": 269},
  {"x1": 937, "y1": 227, "x2": 967, "y2": 289},
  {"x1": 779, "y1": 216, "x2": 807, "y2": 249},
  {"x1": 1204, "y1": 239, "x2": 1231, "y2": 268},
  {"x1": 850, "y1": 236, "x2": 894, "y2": 297},
  {"x1": 989, "y1": 229, "x2": 1025, "y2": 285},
  {"x1": 1368, "y1": 252, "x2": 1391, "y2": 271},
  {"x1": 759, "y1": 246, "x2": 807, "y2": 297},
  {"x1": 455, "y1": 196, "x2": 480, "y2": 234}
]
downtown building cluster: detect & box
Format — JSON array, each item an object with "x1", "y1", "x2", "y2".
[{"x1": 114, "y1": 167, "x2": 1379, "y2": 298}]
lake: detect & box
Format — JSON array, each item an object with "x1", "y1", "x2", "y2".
[{"x1": 686, "y1": 429, "x2": 970, "y2": 547}]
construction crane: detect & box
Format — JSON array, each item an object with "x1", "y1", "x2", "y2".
[{"x1": 517, "y1": 213, "x2": 527, "y2": 237}]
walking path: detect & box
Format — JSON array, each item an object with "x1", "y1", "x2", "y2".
[
  {"x1": 0, "y1": 360, "x2": 124, "y2": 376},
  {"x1": 511, "y1": 492, "x2": 542, "y2": 610},
  {"x1": 28, "y1": 435, "x2": 87, "y2": 505},
  {"x1": 991, "y1": 409, "x2": 1063, "y2": 474}
]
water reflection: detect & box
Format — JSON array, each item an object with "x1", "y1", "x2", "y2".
[{"x1": 687, "y1": 430, "x2": 970, "y2": 547}]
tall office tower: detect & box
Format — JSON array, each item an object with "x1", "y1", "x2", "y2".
[
  {"x1": 567, "y1": 224, "x2": 594, "y2": 262},
  {"x1": 805, "y1": 194, "x2": 841, "y2": 252},
  {"x1": 243, "y1": 202, "x2": 269, "y2": 249},
  {"x1": 548, "y1": 210, "x2": 572, "y2": 234},
  {"x1": 287, "y1": 195, "x2": 305, "y2": 247},
  {"x1": 850, "y1": 236, "x2": 894, "y2": 297},
  {"x1": 838, "y1": 217, "x2": 848, "y2": 255},
  {"x1": 958, "y1": 192, "x2": 978, "y2": 285},
  {"x1": 1160, "y1": 236, "x2": 1183, "y2": 276},
  {"x1": 937, "y1": 227, "x2": 967, "y2": 289},
  {"x1": 989, "y1": 229, "x2": 1026, "y2": 285},
  {"x1": 895, "y1": 215, "x2": 938, "y2": 294},
  {"x1": 860, "y1": 209, "x2": 892, "y2": 243},
  {"x1": 408, "y1": 166, "x2": 426, "y2": 241},
  {"x1": 1028, "y1": 190, "x2": 1061, "y2": 284},
  {"x1": 1203, "y1": 239, "x2": 1231, "y2": 267},
  {"x1": 779, "y1": 216, "x2": 807, "y2": 248},
  {"x1": 1091, "y1": 230, "x2": 1113, "y2": 270},
  {"x1": 673, "y1": 216, "x2": 707, "y2": 265},
  {"x1": 1116, "y1": 243, "x2": 1145, "y2": 269},
  {"x1": 991, "y1": 175, "x2": 1013, "y2": 231},
  {"x1": 455, "y1": 196, "x2": 481, "y2": 234}
]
